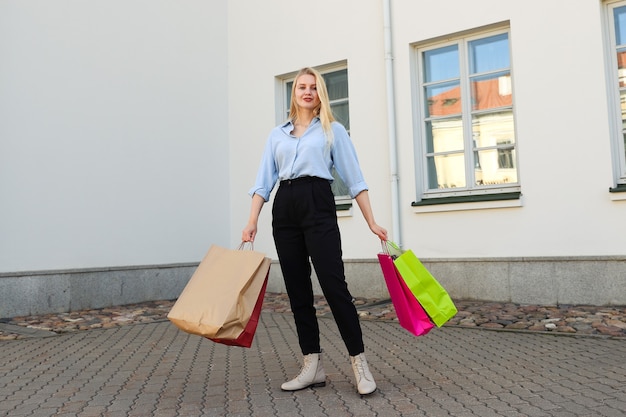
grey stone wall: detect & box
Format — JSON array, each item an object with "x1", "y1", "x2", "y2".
[
  {"x1": 0, "y1": 264, "x2": 196, "y2": 318},
  {"x1": 267, "y1": 256, "x2": 626, "y2": 307},
  {"x1": 2, "y1": 256, "x2": 625, "y2": 318}
]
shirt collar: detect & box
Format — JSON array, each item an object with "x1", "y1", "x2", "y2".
[{"x1": 281, "y1": 117, "x2": 320, "y2": 135}]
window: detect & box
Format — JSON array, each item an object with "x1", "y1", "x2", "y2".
[
  {"x1": 606, "y1": 1, "x2": 626, "y2": 192},
  {"x1": 285, "y1": 66, "x2": 352, "y2": 206},
  {"x1": 414, "y1": 29, "x2": 520, "y2": 204}
]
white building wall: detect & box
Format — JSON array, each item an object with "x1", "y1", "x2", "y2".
[
  {"x1": 391, "y1": 0, "x2": 626, "y2": 259},
  {"x1": 0, "y1": 0, "x2": 230, "y2": 273},
  {"x1": 2, "y1": 0, "x2": 625, "y2": 316}
]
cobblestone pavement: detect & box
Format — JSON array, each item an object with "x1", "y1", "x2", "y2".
[
  {"x1": 1, "y1": 293, "x2": 625, "y2": 340},
  {"x1": 1, "y1": 309, "x2": 626, "y2": 416}
]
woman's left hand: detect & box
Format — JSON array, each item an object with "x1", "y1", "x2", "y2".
[{"x1": 369, "y1": 223, "x2": 388, "y2": 241}]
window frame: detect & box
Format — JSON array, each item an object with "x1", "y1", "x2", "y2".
[
  {"x1": 605, "y1": 0, "x2": 626, "y2": 193},
  {"x1": 412, "y1": 26, "x2": 521, "y2": 206}
]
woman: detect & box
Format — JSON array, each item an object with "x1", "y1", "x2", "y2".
[{"x1": 242, "y1": 67, "x2": 387, "y2": 395}]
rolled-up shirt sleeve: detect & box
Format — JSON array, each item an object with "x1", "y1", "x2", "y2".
[
  {"x1": 248, "y1": 134, "x2": 279, "y2": 201},
  {"x1": 330, "y1": 123, "x2": 368, "y2": 198}
]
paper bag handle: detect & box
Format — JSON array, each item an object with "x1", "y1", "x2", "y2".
[
  {"x1": 381, "y1": 240, "x2": 403, "y2": 258},
  {"x1": 381, "y1": 240, "x2": 389, "y2": 255},
  {"x1": 237, "y1": 241, "x2": 255, "y2": 251}
]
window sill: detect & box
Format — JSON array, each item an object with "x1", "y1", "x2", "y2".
[
  {"x1": 335, "y1": 198, "x2": 353, "y2": 217},
  {"x1": 337, "y1": 207, "x2": 353, "y2": 217},
  {"x1": 609, "y1": 184, "x2": 626, "y2": 201},
  {"x1": 412, "y1": 192, "x2": 522, "y2": 213}
]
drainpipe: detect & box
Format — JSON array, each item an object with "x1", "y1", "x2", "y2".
[{"x1": 383, "y1": 0, "x2": 402, "y2": 247}]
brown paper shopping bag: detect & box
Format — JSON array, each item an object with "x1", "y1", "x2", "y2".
[
  {"x1": 167, "y1": 244, "x2": 271, "y2": 340},
  {"x1": 209, "y1": 274, "x2": 268, "y2": 348}
]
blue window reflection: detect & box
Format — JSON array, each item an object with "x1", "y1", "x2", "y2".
[
  {"x1": 424, "y1": 45, "x2": 459, "y2": 83},
  {"x1": 469, "y1": 33, "x2": 509, "y2": 74}
]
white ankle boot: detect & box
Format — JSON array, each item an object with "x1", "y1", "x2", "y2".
[
  {"x1": 350, "y1": 353, "x2": 376, "y2": 395},
  {"x1": 281, "y1": 352, "x2": 326, "y2": 391}
]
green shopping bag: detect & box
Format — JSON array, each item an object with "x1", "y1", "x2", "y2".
[{"x1": 393, "y1": 248, "x2": 457, "y2": 327}]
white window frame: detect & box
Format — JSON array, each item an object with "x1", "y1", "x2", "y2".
[
  {"x1": 605, "y1": 0, "x2": 626, "y2": 193},
  {"x1": 278, "y1": 62, "x2": 354, "y2": 212},
  {"x1": 412, "y1": 26, "x2": 521, "y2": 205}
]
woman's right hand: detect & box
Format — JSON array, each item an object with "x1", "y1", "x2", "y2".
[{"x1": 242, "y1": 223, "x2": 257, "y2": 242}]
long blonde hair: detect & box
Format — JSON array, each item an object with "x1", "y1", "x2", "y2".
[{"x1": 289, "y1": 67, "x2": 335, "y2": 147}]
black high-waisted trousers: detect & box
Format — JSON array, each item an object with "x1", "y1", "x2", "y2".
[{"x1": 272, "y1": 176, "x2": 364, "y2": 356}]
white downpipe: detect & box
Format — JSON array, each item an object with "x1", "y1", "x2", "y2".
[{"x1": 383, "y1": 0, "x2": 402, "y2": 247}]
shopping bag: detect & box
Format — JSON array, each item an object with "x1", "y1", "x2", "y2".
[
  {"x1": 378, "y1": 247, "x2": 434, "y2": 336},
  {"x1": 392, "y1": 245, "x2": 457, "y2": 327},
  {"x1": 167, "y1": 244, "x2": 271, "y2": 343},
  {"x1": 209, "y1": 273, "x2": 268, "y2": 348}
]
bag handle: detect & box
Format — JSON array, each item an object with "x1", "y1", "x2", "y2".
[
  {"x1": 237, "y1": 241, "x2": 254, "y2": 251},
  {"x1": 381, "y1": 240, "x2": 389, "y2": 255},
  {"x1": 382, "y1": 240, "x2": 403, "y2": 258}
]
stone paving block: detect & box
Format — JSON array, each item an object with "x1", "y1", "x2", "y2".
[
  {"x1": 225, "y1": 399, "x2": 250, "y2": 414},
  {"x1": 86, "y1": 395, "x2": 116, "y2": 407},
  {"x1": 127, "y1": 410, "x2": 154, "y2": 417},
  {"x1": 608, "y1": 390, "x2": 626, "y2": 402},
  {"x1": 247, "y1": 393, "x2": 273, "y2": 407},
  {"x1": 248, "y1": 406, "x2": 279, "y2": 417},
  {"x1": 595, "y1": 406, "x2": 626, "y2": 417},
  {"x1": 153, "y1": 409, "x2": 178, "y2": 417},
  {"x1": 29, "y1": 411, "x2": 60, "y2": 417},
  {"x1": 548, "y1": 412, "x2": 578, "y2": 417},
  {"x1": 481, "y1": 398, "x2": 518, "y2": 413},
  {"x1": 536, "y1": 390, "x2": 570, "y2": 404},
  {"x1": 559, "y1": 398, "x2": 599, "y2": 414},
  {"x1": 468, "y1": 405, "x2": 506, "y2": 417},
  {"x1": 604, "y1": 398, "x2": 626, "y2": 413},
  {"x1": 450, "y1": 393, "x2": 483, "y2": 407},
  {"x1": 516, "y1": 403, "x2": 553, "y2": 416},
  {"x1": 0, "y1": 401, "x2": 22, "y2": 415},
  {"x1": 108, "y1": 400, "x2": 137, "y2": 412}
]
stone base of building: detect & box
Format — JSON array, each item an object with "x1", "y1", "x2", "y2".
[
  {"x1": 269, "y1": 256, "x2": 626, "y2": 307},
  {"x1": 2, "y1": 256, "x2": 625, "y2": 318}
]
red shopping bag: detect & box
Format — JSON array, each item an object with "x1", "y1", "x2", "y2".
[{"x1": 378, "y1": 245, "x2": 434, "y2": 337}]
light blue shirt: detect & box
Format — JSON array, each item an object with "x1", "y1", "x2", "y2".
[{"x1": 249, "y1": 118, "x2": 368, "y2": 201}]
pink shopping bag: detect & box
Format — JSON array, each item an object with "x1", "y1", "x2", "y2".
[{"x1": 378, "y1": 250, "x2": 434, "y2": 337}]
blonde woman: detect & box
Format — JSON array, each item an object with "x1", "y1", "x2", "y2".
[{"x1": 243, "y1": 67, "x2": 387, "y2": 395}]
